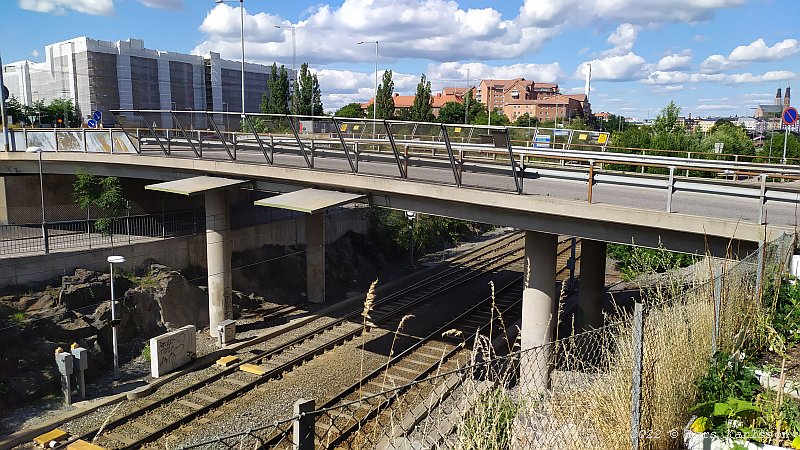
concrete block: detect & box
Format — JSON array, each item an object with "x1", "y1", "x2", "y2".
[
  {"x1": 217, "y1": 319, "x2": 236, "y2": 345},
  {"x1": 239, "y1": 363, "x2": 267, "y2": 376},
  {"x1": 216, "y1": 355, "x2": 239, "y2": 367},
  {"x1": 33, "y1": 429, "x2": 68, "y2": 447},
  {"x1": 149, "y1": 325, "x2": 196, "y2": 378}
]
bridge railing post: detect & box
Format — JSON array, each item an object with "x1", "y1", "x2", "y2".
[
  {"x1": 666, "y1": 166, "x2": 675, "y2": 213},
  {"x1": 293, "y1": 398, "x2": 315, "y2": 450},
  {"x1": 587, "y1": 160, "x2": 595, "y2": 204},
  {"x1": 757, "y1": 174, "x2": 767, "y2": 224},
  {"x1": 82, "y1": 129, "x2": 87, "y2": 152}
]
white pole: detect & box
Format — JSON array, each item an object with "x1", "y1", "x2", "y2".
[
  {"x1": 239, "y1": 0, "x2": 245, "y2": 116},
  {"x1": 374, "y1": 41, "x2": 378, "y2": 137},
  {"x1": 782, "y1": 126, "x2": 789, "y2": 164},
  {"x1": 464, "y1": 68, "x2": 469, "y2": 124},
  {"x1": 0, "y1": 52, "x2": 10, "y2": 151},
  {"x1": 38, "y1": 151, "x2": 48, "y2": 254},
  {"x1": 110, "y1": 261, "x2": 119, "y2": 379}
]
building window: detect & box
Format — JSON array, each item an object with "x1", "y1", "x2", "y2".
[{"x1": 511, "y1": 90, "x2": 519, "y2": 99}]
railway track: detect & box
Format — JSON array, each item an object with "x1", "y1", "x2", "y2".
[{"x1": 35, "y1": 233, "x2": 531, "y2": 449}]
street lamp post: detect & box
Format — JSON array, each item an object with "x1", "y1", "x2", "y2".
[
  {"x1": 357, "y1": 41, "x2": 378, "y2": 138},
  {"x1": 274, "y1": 25, "x2": 297, "y2": 80},
  {"x1": 25, "y1": 147, "x2": 49, "y2": 254},
  {"x1": 107, "y1": 255, "x2": 125, "y2": 380},
  {"x1": 215, "y1": 0, "x2": 246, "y2": 117},
  {"x1": 405, "y1": 211, "x2": 416, "y2": 268}
]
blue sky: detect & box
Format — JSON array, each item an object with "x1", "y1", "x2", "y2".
[{"x1": 2, "y1": 0, "x2": 799, "y2": 119}]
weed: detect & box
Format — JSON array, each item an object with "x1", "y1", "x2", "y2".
[{"x1": 141, "y1": 343, "x2": 151, "y2": 362}]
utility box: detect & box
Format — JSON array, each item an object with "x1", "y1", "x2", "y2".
[
  {"x1": 217, "y1": 319, "x2": 236, "y2": 345},
  {"x1": 71, "y1": 347, "x2": 88, "y2": 371},
  {"x1": 55, "y1": 352, "x2": 74, "y2": 376}
]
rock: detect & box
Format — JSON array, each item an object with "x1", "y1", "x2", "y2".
[
  {"x1": 58, "y1": 268, "x2": 132, "y2": 310},
  {"x1": 125, "y1": 265, "x2": 208, "y2": 333}
]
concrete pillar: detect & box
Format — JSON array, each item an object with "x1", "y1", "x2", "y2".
[
  {"x1": 205, "y1": 190, "x2": 232, "y2": 337},
  {"x1": 577, "y1": 239, "x2": 607, "y2": 331},
  {"x1": 306, "y1": 212, "x2": 325, "y2": 303},
  {"x1": 521, "y1": 230, "x2": 557, "y2": 393}
]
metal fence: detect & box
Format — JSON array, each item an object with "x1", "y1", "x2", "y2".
[
  {"x1": 176, "y1": 233, "x2": 795, "y2": 450},
  {"x1": 0, "y1": 209, "x2": 204, "y2": 255}
]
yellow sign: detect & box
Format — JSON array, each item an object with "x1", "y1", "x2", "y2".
[
  {"x1": 598, "y1": 134, "x2": 608, "y2": 144},
  {"x1": 353, "y1": 125, "x2": 360, "y2": 130},
  {"x1": 579, "y1": 134, "x2": 588, "y2": 140},
  {"x1": 340, "y1": 124, "x2": 348, "y2": 132},
  {"x1": 454, "y1": 127, "x2": 462, "y2": 133}
]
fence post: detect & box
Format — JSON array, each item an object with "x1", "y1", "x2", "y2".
[
  {"x1": 126, "y1": 202, "x2": 131, "y2": 245},
  {"x1": 630, "y1": 301, "x2": 644, "y2": 450},
  {"x1": 293, "y1": 398, "x2": 315, "y2": 450},
  {"x1": 86, "y1": 207, "x2": 91, "y2": 249},
  {"x1": 712, "y1": 265, "x2": 722, "y2": 354},
  {"x1": 756, "y1": 240, "x2": 765, "y2": 302},
  {"x1": 568, "y1": 237, "x2": 577, "y2": 289},
  {"x1": 587, "y1": 160, "x2": 595, "y2": 204}
]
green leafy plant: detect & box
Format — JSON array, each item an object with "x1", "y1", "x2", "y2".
[
  {"x1": 607, "y1": 243, "x2": 695, "y2": 281},
  {"x1": 460, "y1": 386, "x2": 519, "y2": 450},
  {"x1": 72, "y1": 169, "x2": 128, "y2": 239},
  {"x1": 9, "y1": 312, "x2": 25, "y2": 326},
  {"x1": 141, "y1": 343, "x2": 151, "y2": 361},
  {"x1": 696, "y1": 352, "x2": 761, "y2": 404}
]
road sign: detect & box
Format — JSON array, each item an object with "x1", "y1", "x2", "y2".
[
  {"x1": 92, "y1": 110, "x2": 102, "y2": 122},
  {"x1": 87, "y1": 119, "x2": 98, "y2": 129},
  {"x1": 783, "y1": 107, "x2": 798, "y2": 125},
  {"x1": 534, "y1": 134, "x2": 551, "y2": 149}
]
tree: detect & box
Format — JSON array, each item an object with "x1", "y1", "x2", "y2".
[
  {"x1": 292, "y1": 63, "x2": 314, "y2": 116},
  {"x1": 410, "y1": 73, "x2": 433, "y2": 122},
  {"x1": 436, "y1": 89, "x2": 483, "y2": 124},
  {"x1": 311, "y1": 73, "x2": 324, "y2": 116},
  {"x1": 653, "y1": 100, "x2": 682, "y2": 133},
  {"x1": 474, "y1": 107, "x2": 511, "y2": 126},
  {"x1": 513, "y1": 113, "x2": 536, "y2": 128},
  {"x1": 375, "y1": 70, "x2": 395, "y2": 119},
  {"x1": 72, "y1": 169, "x2": 128, "y2": 245},
  {"x1": 335, "y1": 103, "x2": 366, "y2": 118},
  {"x1": 758, "y1": 132, "x2": 800, "y2": 163},
  {"x1": 5, "y1": 97, "x2": 28, "y2": 125}
]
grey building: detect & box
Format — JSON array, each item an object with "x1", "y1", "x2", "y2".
[{"x1": 2, "y1": 36, "x2": 294, "y2": 128}]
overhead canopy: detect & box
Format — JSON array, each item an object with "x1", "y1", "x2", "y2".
[
  {"x1": 254, "y1": 188, "x2": 365, "y2": 214},
  {"x1": 145, "y1": 176, "x2": 248, "y2": 196}
]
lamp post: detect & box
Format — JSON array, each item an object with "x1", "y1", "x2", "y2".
[
  {"x1": 273, "y1": 25, "x2": 297, "y2": 82},
  {"x1": 215, "y1": 0, "x2": 246, "y2": 117},
  {"x1": 464, "y1": 68, "x2": 470, "y2": 125},
  {"x1": 25, "y1": 146, "x2": 48, "y2": 254},
  {"x1": 107, "y1": 255, "x2": 125, "y2": 380},
  {"x1": 405, "y1": 211, "x2": 416, "y2": 268},
  {"x1": 357, "y1": 40, "x2": 378, "y2": 137}
]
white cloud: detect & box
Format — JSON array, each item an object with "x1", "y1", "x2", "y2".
[
  {"x1": 601, "y1": 23, "x2": 639, "y2": 57},
  {"x1": 18, "y1": 0, "x2": 114, "y2": 15},
  {"x1": 575, "y1": 53, "x2": 648, "y2": 82},
  {"x1": 652, "y1": 85, "x2": 684, "y2": 93},
  {"x1": 195, "y1": 0, "x2": 561, "y2": 65},
  {"x1": 518, "y1": 0, "x2": 744, "y2": 27},
  {"x1": 728, "y1": 38, "x2": 800, "y2": 62},
  {"x1": 699, "y1": 38, "x2": 799, "y2": 74},
  {"x1": 425, "y1": 61, "x2": 562, "y2": 89},
  {"x1": 655, "y1": 52, "x2": 692, "y2": 71},
  {"x1": 696, "y1": 104, "x2": 739, "y2": 111},
  {"x1": 137, "y1": 0, "x2": 182, "y2": 10},
  {"x1": 700, "y1": 54, "x2": 742, "y2": 74},
  {"x1": 644, "y1": 70, "x2": 795, "y2": 85}
]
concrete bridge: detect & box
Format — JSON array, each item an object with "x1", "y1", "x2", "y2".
[{"x1": 1, "y1": 112, "x2": 796, "y2": 390}]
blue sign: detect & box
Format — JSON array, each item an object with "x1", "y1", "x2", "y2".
[
  {"x1": 783, "y1": 107, "x2": 798, "y2": 125},
  {"x1": 92, "y1": 110, "x2": 102, "y2": 121},
  {"x1": 87, "y1": 119, "x2": 98, "y2": 128},
  {"x1": 534, "y1": 135, "x2": 551, "y2": 148}
]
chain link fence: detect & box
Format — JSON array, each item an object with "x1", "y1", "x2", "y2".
[{"x1": 175, "y1": 233, "x2": 794, "y2": 450}]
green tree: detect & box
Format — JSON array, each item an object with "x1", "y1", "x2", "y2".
[
  {"x1": 436, "y1": 90, "x2": 483, "y2": 124},
  {"x1": 653, "y1": 100, "x2": 682, "y2": 134},
  {"x1": 512, "y1": 113, "x2": 536, "y2": 128},
  {"x1": 311, "y1": 73, "x2": 324, "y2": 116},
  {"x1": 410, "y1": 73, "x2": 433, "y2": 122},
  {"x1": 758, "y1": 132, "x2": 800, "y2": 163},
  {"x1": 473, "y1": 107, "x2": 511, "y2": 126},
  {"x1": 72, "y1": 170, "x2": 128, "y2": 244},
  {"x1": 46, "y1": 98, "x2": 78, "y2": 127},
  {"x1": 292, "y1": 63, "x2": 314, "y2": 116},
  {"x1": 696, "y1": 120, "x2": 755, "y2": 157},
  {"x1": 375, "y1": 70, "x2": 395, "y2": 119},
  {"x1": 600, "y1": 114, "x2": 627, "y2": 134},
  {"x1": 5, "y1": 97, "x2": 28, "y2": 125},
  {"x1": 335, "y1": 103, "x2": 366, "y2": 118}
]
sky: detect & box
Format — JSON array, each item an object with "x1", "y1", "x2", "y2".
[{"x1": 1, "y1": 0, "x2": 799, "y2": 119}]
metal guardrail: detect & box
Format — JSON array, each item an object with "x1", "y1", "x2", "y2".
[{"x1": 3, "y1": 111, "x2": 800, "y2": 227}]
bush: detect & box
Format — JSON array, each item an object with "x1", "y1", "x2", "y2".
[{"x1": 607, "y1": 243, "x2": 695, "y2": 281}]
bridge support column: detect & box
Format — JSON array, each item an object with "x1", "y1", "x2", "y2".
[
  {"x1": 306, "y1": 211, "x2": 325, "y2": 303},
  {"x1": 577, "y1": 239, "x2": 607, "y2": 331},
  {"x1": 206, "y1": 190, "x2": 232, "y2": 337},
  {"x1": 521, "y1": 230, "x2": 557, "y2": 393}
]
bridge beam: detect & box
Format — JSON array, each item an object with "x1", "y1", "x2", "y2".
[
  {"x1": 577, "y1": 239, "x2": 607, "y2": 331},
  {"x1": 205, "y1": 190, "x2": 232, "y2": 337},
  {"x1": 305, "y1": 212, "x2": 325, "y2": 303},
  {"x1": 521, "y1": 230, "x2": 557, "y2": 393}
]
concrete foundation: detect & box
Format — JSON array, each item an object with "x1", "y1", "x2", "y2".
[
  {"x1": 520, "y1": 230, "x2": 557, "y2": 392},
  {"x1": 205, "y1": 190, "x2": 232, "y2": 337},
  {"x1": 305, "y1": 212, "x2": 325, "y2": 303},
  {"x1": 577, "y1": 239, "x2": 607, "y2": 331}
]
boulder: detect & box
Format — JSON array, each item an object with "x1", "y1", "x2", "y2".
[{"x1": 126, "y1": 264, "x2": 208, "y2": 333}]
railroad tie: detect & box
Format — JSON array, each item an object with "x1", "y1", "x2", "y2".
[
  {"x1": 192, "y1": 392, "x2": 219, "y2": 403},
  {"x1": 99, "y1": 431, "x2": 135, "y2": 446},
  {"x1": 128, "y1": 421, "x2": 157, "y2": 434},
  {"x1": 225, "y1": 377, "x2": 250, "y2": 386},
  {"x1": 178, "y1": 399, "x2": 204, "y2": 410}
]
